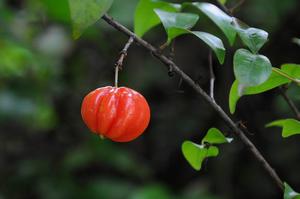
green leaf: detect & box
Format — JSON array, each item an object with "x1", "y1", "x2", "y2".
[
  {"x1": 284, "y1": 182, "x2": 300, "y2": 199},
  {"x1": 233, "y1": 18, "x2": 268, "y2": 53},
  {"x1": 188, "y1": 2, "x2": 237, "y2": 45},
  {"x1": 43, "y1": 0, "x2": 70, "y2": 23},
  {"x1": 229, "y1": 72, "x2": 289, "y2": 114},
  {"x1": 154, "y1": 9, "x2": 199, "y2": 43},
  {"x1": 229, "y1": 80, "x2": 240, "y2": 114},
  {"x1": 182, "y1": 141, "x2": 219, "y2": 171},
  {"x1": 155, "y1": 10, "x2": 225, "y2": 64},
  {"x1": 266, "y1": 119, "x2": 300, "y2": 138},
  {"x1": 68, "y1": 0, "x2": 114, "y2": 39},
  {"x1": 292, "y1": 38, "x2": 300, "y2": 47},
  {"x1": 280, "y1": 63, "x2": 300, "y2": 79},
  {"x1": 131, "y1": 184, "x2": 172, "y2": 199},
  {"x1": 202, "y1": 128, "x2": 233, "y2": 144},
  {"x1": 134, "y1": 0, "x2": 181, "y2": 37},
  {"x1": 207, "y1": 145, "x2": 219, "y2": 157},
  {"x1": 229, "y1": 64, "x2": 300, "y2": 114},
  {"x1": 191, "y1": 31, "x2": 225, "y2": 64},
  {"x1": 234, "y1": 49, "x2": 272, "y2": 86},
  {"x1": 218, "y1": 0, "x2": 227, "y2": 5}
]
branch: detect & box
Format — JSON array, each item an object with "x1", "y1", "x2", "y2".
[
  {"x1": 102, "y1": 14, "x2": 284, "y2": 191},
  {"x1": 279, "y1": 87, "x2": 300, "y2": 120},
  {"x1": 214, "y1": 0, "x2": 232, "y2": 16},
  {"x1": 208, "y1": 50, "x2": 215, "y2": 101},
  {"x1": 114, "y1": 36, "x2": 134, "y2": 87},
  {"x1": 230, "y1": 0, "x2": 246, "y2": 13}
]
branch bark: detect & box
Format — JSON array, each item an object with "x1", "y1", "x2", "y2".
[
  {"x1": 279, "y1": 87, "x2": 300, "y2": 120},
  {"x1": 102, "y1": 14, "x2": 284, "y2": 191},
  {"x1": 114, "y1": 37, "x2": 134, "y2": 87},
  {"x1": 208, "y1": 50, "x2": 215, "y2": 101}
]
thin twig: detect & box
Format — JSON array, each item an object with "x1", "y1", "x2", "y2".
[
  {"x1": 114, "y1": 37, "x2": 134, "y2": 87},
  {"x1": 114, "y1": 63, "x2": 120, "y2": 87},
  {"x1": 169, "y1": 40, "x2": 175, "y2": 60},
  {"x1": 230, "y1": 0, "x2": 246, "y2": 13},
  {"x1": 279, "y1": 87, "x2": 300, "y2": 120},
  {"x1": 208, "y1": 50, "x2": 215, "y2": 101},
  {"x1": 115, "y1": 36, "x2": 134, "y2": 69},
  {"x1": 215, "y1": 0, "x2": 232, "y2": 16},
  {"x1": 102, "y1": 14, "x2": 284, "y2": 191}
]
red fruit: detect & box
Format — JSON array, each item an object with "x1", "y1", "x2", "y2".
[{"x1": 81, "y1": 86, "x2": 150, "y2": 142}]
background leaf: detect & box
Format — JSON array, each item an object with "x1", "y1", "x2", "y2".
[
  {"x1": 68, "y1": 0, "x2": 114, "y2": 39},
  {"x1": 233, "y1": 48, "x2": 272, "y2": 86},
  {"x1": 218, "y1": 0, "x2": 227, "y2": 5},
  {"x1": 292, "y1": 38, "x2": 300, "y2": 47},
  {"x1": 134, "y1": 0, "x2": 181, "y2": 37},
  {"x1": 266, "y1": 119, "x2": 300, "y2": 138}
]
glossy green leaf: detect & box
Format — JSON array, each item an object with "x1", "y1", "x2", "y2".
[
  {"x1": 284, "y1": 182, "x2": 300, "y2": 199},
  {"x1": 229, "y1": 80, "x2": 240, "y2": 114},
  {"x1": 266, "y1": 119, "x2": 300, "y2": 138},
  {"x1": 154, "y1": 9, "x2": 199, "y2": 43},
  {"x1": 202, "y1": 128, "x2": 233, "y2": 144},
  {"x1": 188, "y1": 2, "x2": 236, "y2": 45},
  {"x1": 155, "y1": 10, "x2": 225, "y2": 64},
  {"x1": 207, "y1": 146, "x2": 219, "y2": 157},
  {"x1": 191, "y1": 31, "x2": 225, "y2": 64},
  {"x1": 233, "y1": 18, "x2": 268, "y2": 53},
  {"x1": 234, "y1": 49, "x2": 272, "y2": 86},
  {"x1": 68, "y1": 0, "x2": 114, "y2": 39},
  {"x1": 229, "y1": 72, "x2": 289, "y2": 114},
  {"x1": 229, "y1": 64, "x2": 300, "y2": 114},
  {"x1": 182, "y1": 141, "x2": 219, "y2": 171},
  {"x1": 164, "y1": 27, "x2": 189, "y2": 43},
  {"x1": 134, "y1": 0, "x2": 181, "y2": 37}
]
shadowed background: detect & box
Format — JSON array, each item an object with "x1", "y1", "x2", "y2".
[{"x1": 1, "y1": 0, "x2": 300, "y2": 198}]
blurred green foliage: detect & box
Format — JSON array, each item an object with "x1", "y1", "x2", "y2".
[{"x1": 1, "y1": 0, "x2": 300, "y2": 199}]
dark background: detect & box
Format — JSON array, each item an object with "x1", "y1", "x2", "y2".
[{"x1": 1, "y1": 0, "x2": 300, "y2": 198}]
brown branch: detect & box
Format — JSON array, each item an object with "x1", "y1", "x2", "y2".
[
  {"x1": 102, "y1": 14, "x2": 284, "y2": 191},
  {"x1": 230, "y1": 0, "x2": 246, "y2": 14},
  {"x1": 279, "y1": 87, "x2": 300, "y2": 120},
  {"x1": 208, "y1": 50, "x2": 215, "y2": 101},
  {"x1": 214, "y1": 0, "x2": 232, "y2": 16},
  {"x1": 115, "y1": 36, "x2": 134, "y2": 69},
  {"x1": 114, "y1": 36, "x2": 134, "y2": 87}
]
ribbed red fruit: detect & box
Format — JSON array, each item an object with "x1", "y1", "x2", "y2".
[{"x1": 81, "y1": 86, "x2": 150, "y2": 142}]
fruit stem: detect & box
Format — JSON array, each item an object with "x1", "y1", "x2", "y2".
[
  {"x1": 114, "y1": 37, "x2": 134, "y2": 88},
  {"x1": 99, "y1": 134, "x2": 105, "y2": 140},
  {"x1": 115, "y1": 65, "x2": 119, "y2": 87}
]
